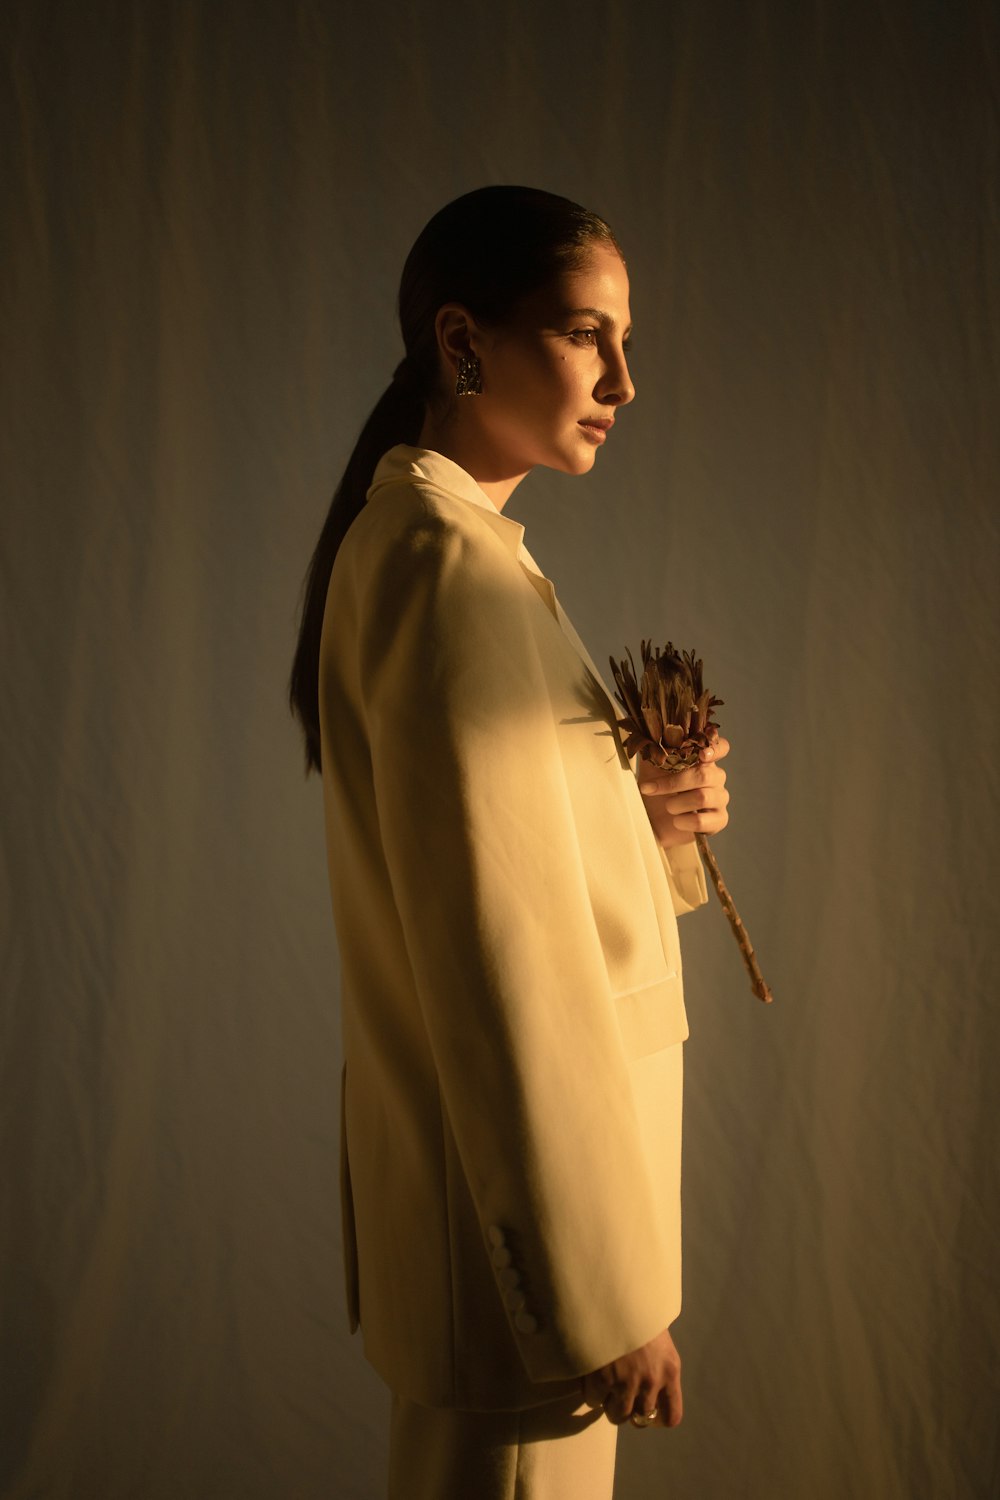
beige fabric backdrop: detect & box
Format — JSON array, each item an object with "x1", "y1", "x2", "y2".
[{"x1": 2, "y1": 2, "x2": 997, "y2": 1496}]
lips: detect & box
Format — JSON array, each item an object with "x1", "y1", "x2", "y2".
[{"x1": 578, "y1": 417, "x2": 614, "y2": 443}]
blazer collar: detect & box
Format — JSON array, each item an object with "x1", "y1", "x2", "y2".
[
  {"x1": 369, "y1": 446, "x2": 527, "y2": 562},
  {"x1": 369, "y1": 446, "x2": 613, "y2": 697}
]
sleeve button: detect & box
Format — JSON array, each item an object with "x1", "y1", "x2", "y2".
[
  {"x1": 487, "y1": 1226, "x2": 506, "y2": 1248},
  {"x1": 491, "y1": 1246, "x2": 512, "y2": 1269},
  {"x1": 513, "y1": 1312, "x2": 538, "y2": 1335}
]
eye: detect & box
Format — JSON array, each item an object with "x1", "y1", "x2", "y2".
[{"x1": 569, "y1": 327, "x2": 599, "y2": 346}]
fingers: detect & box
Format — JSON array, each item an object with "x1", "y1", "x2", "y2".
[
  {"x1": 629, "y1": 1383, "x2": 659, "y2": 1426},
  {"x1": 699, "y1": 734, "x2": 729, "y2": 763},
  {"x1": 637, "y1": 751, "x2": 730, "y2": 835},
  {"x1": 667, "y1": 786, "x2": 730, "y2": 835},
  {"x1": 583, "y1": 1372, "x2": 647, "y2": 1426},
  {"x1": 581, "y1": 1373, "x2": 606, "y2": 1411},
  {"x1": 582, "y1": 1329, "x2": 684, "y2": 1429},
  {"x1": 639, "y1": 763, "x2": 727, "y2": 798},
  {"x1": 659, "y1": 783, "x2": 730, "y2": 815},
  {"x1": 657, "y1": 1357, "x2": 683, "y2": 1428},
  {"x1": 595, "y1": 1372, "x2": 682, "y2": 1428},
  {"x1": 643, "y1": 782, "x2": 730, "y2": 833},
  {"x1": 603, "y1": 1381, "x2": 639, "y2": 1425}
]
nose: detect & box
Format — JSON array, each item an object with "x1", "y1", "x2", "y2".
[{"x1": 596, "y1": 346, "x2": 635, "y2": 407}]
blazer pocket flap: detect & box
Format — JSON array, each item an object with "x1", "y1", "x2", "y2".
[{"x1": 615, "y1": 974, "x2": 689, "y2": 1060}]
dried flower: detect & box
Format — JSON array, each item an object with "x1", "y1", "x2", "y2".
[
  {"x1": 610, "y1": 641, "x2": 773, "y2": 1005},
  {"x1": 609, "y1": 640, "x2": 723, "y2": 770}
]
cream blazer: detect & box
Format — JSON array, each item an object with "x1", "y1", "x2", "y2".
[{"x1": 319, "y1": 446, "x2": 707, "y2": 1411}]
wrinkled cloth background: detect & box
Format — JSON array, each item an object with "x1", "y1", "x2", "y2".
[{"x1": 2, "y1": 3, "x2": 997, "y2": 1497}]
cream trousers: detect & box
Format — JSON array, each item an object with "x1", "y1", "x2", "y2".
[{"x1": 387, "y1": 1390, "x2": 619, "y2": 1500}]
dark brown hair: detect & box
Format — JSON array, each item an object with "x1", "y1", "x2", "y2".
[{"x1": 288, "y1": 185, "x2": 620, "y2": 774}]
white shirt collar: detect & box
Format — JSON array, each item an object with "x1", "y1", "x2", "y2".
[{"x1": 369, "y1": 445, "x2": 537, "y2": 569}]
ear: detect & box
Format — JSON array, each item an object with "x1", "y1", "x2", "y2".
[{"x1": 433, "y1": 304, "x2": 484, "y2": 385}]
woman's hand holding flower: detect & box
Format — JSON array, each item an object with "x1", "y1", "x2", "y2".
[{"x1": 638, "y1": 737, "x2": 731, "y2": 850}]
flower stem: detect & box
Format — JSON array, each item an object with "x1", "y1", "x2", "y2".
[{"x1": 695, "y1": 834, "x2": 773, "y2": 1004}]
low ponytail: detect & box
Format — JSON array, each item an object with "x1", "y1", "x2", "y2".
[{"x1": 288, "y1": 366, "x2": 424, "y2": 775}]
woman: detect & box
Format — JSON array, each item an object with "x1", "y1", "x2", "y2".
[{"x1": 289, "y1": 186, "x2": 730, "y2": 1500}]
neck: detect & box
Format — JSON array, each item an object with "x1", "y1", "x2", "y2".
[{"x1": 416, "y1": 415, "x2": 530, "y2": 511}]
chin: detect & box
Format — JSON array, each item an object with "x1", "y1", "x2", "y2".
[
  {"x1": 545, "y1": 456, "x2": 595, "y2": 478},
  {"x1": 553, "y1": 443, "x2": 599, "y2": 476},
  {"x1": 569, "y1": 449, "x2": 599, "y2": 475}
]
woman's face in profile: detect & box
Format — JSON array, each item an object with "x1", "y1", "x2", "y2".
[{"x1": 473, "y1": 243, "x2": 636, "y2": 479}]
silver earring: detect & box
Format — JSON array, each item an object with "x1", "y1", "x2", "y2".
[{"x1": 455, "y1": 354, "x2": 482, "y2": 396}]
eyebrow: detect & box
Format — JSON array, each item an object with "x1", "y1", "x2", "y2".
[{"x1": 562, "y1": 306, "x2": 633, "y2": 336}]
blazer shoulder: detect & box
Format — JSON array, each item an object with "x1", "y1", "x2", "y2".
[
  {"x1": 341, "y1": 477, "x2": 512, "y2": 601},
  {"x1": 356, "y1": 475, "x2": 494, "y2": 547}
]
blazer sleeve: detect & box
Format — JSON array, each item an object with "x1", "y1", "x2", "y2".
[
  {"x1": 659, "y1": 840, "x2": 709, "y2": 916},
  {"x1": 354, "y1": 491, "x2": 679, "y2": 1382}
]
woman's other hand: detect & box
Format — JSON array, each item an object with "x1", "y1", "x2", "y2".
[
  {"x1": 637, "y1": 737, "x2": 730, "y2": 851},
  {"x1": 581, "y1": 1326, "x2": 683, "y2": 1427}
]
